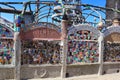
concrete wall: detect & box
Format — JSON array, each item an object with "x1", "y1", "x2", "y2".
[
  {"x1": 103, "y1": 63, "x2": 120, "y2": 74},
  {"x1": 0, "y1": 68, "x2": 14, "y2": 79},
  {"x1": 67, "y1": 64, "x2": 99, "y2": 77},
  {"x1": 0, "y1": 63, "x2": 120, "y2": 79},
  {"x1": 21, "y1": 65, "x2": 61, "y2": 79}
]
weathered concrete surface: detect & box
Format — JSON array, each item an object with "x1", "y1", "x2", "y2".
[
  {"x1": 0, "y1": 68, "x2": 14, "y2": 79},
  {"x1": 8, "y1": 73, "x2": 120, "y2": 80},
  {"x1": 21, "y1": 65, "x2": 61, "y2": 79},
  {"x1": 28, "y1": 73, "x2": 120, "y2": 80},
  {"x1": 103, "y1": 63, "x2": 120, "y2": 74},
  {"x1": 0, "y1": 63, "x2": 120, "y2": 79},
  {"x1": 67, "y1": 64, "x2": 99, "y2": 77}
]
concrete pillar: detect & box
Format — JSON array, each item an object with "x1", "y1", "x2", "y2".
[
  {"x1": 14, "y1": 32, "x2": 21, "y2": 80},
  {"x1": 98, "y1": 33, "x2": 104, "y2": 75},
  {"x1": 61, "y1": 16, "x2": 68, "y2": 78}
]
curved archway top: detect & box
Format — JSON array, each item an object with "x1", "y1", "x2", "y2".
[
  {"x1": 0, "y1": 23, "x2": 14, "y2": 33},
  {"x1": 0, "y1": 23, "x2": 14, "y2": 38},
  {"x1": 26, "y1": 22, "x2": 61, "y2": 32},
  {"x1": 0, "y1": 17, "x2": 14, "y2": 31},
  {"x1": 104, "y1": 26, "x2": 120, "y2": 37},
  {"x1": 68, "y1": 24, "x2": 101, "y2": 36}
]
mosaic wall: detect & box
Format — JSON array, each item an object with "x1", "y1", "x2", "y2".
[
  {"x1": 0, "y1": 39, "x2": 14, "y2": 64},
  {"x1": 104, "y1": 43, "x2": 120, "y2": 62},
  {"x1": 67, "y1": 30, "x2": 99, "y2": 64},
  {"x1": 0, "y1": 25, "x2": 14, "y2": 65},
  {"x1": 21, "y1": 41, "x2": 61, "y2": 65}
]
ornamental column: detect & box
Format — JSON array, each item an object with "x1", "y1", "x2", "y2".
[
  {"x1": 98, "y1": 33, "x2": 104, "y2": 75},
  {"x1": 14, "y1": 14, "x2": 25, "y2": 80},
  {"x1": 61, "y1": 14, "x2": 68, "y2": 78},
  {"x1": 14, "y1": 32, "x2": 21, "y2": 80}
]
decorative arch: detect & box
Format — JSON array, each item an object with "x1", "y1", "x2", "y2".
[
  {"x1": 103, "y1": 26, "x2": 120, "y2": 62},
  {"x1": 67, "y1": 24, "x2": 102, "y2": 64},
  {"x1": 21, "y1": 26, "x2": 62, "y2": 65}
]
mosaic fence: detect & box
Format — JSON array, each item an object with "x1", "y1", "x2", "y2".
[
  {"x1": 0, "y1": 24, "x2": 120, "y2": 65},
  {"x1": 21, "y1": 41, "x2": 61, "y2": 65},
  {"x1": 67, "y1": 30, "x2": 99, "y2": 64}
]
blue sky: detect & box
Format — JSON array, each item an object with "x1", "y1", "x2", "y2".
[
  {"x1": 82, "y1": 0, "x2": 106, "y2": 7},
  {"x1": 0, "y1": 0, "x2": 106, "y2": 22}
]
